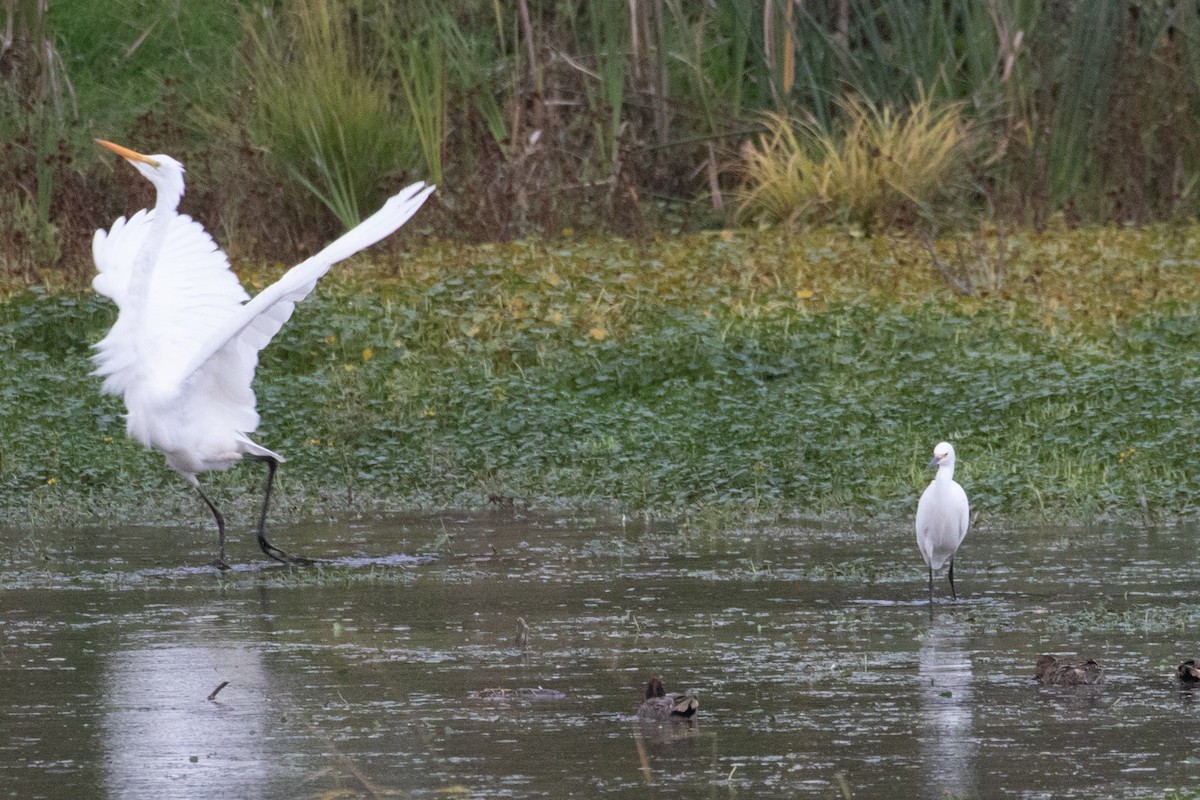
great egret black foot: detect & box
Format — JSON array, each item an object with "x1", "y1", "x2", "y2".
[
  {"x1": 250, "y1": 455, "x2": 317, "y2": 566},
  {"x1": 257, "y1": 535, "x2": 317, "y2": 566}
]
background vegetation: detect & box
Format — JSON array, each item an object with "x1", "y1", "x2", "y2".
[
  {"x1": 3, "y1": 1, "x2": 1200, "y2": 527},
  {"x1": 4, "y1": 0, "x2": 1200, "y2": 278}
]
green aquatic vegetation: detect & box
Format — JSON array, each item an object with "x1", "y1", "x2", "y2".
[
  {"x1": 250, "y1": 562, "x2": 424, "y2": 590},
  {"x1": 4, "y1": 227, "x2": 1200, "y2": 526},
  {"x1": 806, "y1": 558, "x2": 912, "y2": 584},
  {"x1": 1050, "y1": 603, "x2": 1195, "y2": 635}
]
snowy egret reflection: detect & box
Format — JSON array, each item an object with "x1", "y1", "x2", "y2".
[{"x1": 918, "y1": 619, "x2": 978, "y2": 799}]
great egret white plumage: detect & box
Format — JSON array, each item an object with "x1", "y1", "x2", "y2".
[
  {"x1": 915, "y1": 441, "x2": 970, "y2": 604},
  {"x1": 92, "y1": 139, "x2": 434, "y2": 567}
]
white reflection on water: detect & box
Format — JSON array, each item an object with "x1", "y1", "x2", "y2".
[
  {"x1": 917, "y1": 618, "x2": 977, "y2": 800},
  {"x1": 102, "y1": 641, "x2": 282, "y2": 798}
]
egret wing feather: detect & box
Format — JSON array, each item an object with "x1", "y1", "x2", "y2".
[
  {"x1": 92, "y1": 211, "x2": 249, "y2": 398},
  {"x1": 92, "y1": 211, "x2": 150, "y2": 304},
  {"x1": 915, "y1": 478, "x2": 969, "y2": 571},
  {"x1": 954, "y1": 483, "x2": 970, "y2": 547},
  {"x1": 167, "y1": 182, "x2": 434, "y2": 391}
]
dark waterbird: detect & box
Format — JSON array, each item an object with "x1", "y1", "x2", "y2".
[
  {"x1": 1035, "y1": 655, "x2": 1102, "y2": 686},
  {"x1": 637, "y1": 676, "x2": 699, "y2": 722},
  {"x1": 1177, "y1": 659, "x2": 1200, "y2": 684}
]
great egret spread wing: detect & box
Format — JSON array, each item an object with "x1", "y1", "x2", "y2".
[{"x1": 166, "y1": 181, "x2": 435, "y2": 395}]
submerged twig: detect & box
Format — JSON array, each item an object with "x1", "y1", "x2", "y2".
[
  {"x1": 515, "y1": 617, "x2": 530, "y2": 650},
  {"x1": 632, "y1": 730, "x2": 653, "y2": 783},
  {"x1": 207, "y1": 681, "x2": 230, "y2": 702},
  {"x1": 922, "y1": 223, "x2": 1009, "y2": 297}
]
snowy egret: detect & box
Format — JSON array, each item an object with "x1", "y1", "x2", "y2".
[
  {"x1": 637, "y1": 676, "x2": 699, "y2": 722},
  {"x1": 1035, "y1": 655, "x2": 1102, "y2": 686},
  {"x1": 915, "y1": 441, "x2": 970, "y2": 604},
  {"x1": 92, "y1": 139, "x2": 434, "y2": 567}
]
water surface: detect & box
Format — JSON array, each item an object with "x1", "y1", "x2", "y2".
[{"x1": 3, "y1": 512, "x2": 1199, "y2": 798}]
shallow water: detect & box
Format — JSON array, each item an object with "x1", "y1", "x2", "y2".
[{"x1": 3, "y1": 511, "x2": 1200, "y2": 799}]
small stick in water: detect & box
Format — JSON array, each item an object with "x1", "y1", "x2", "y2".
[
  {"x1": 207, "y1": 681, "x2": 230, "y2": 701},
  {"x1": 515, "y1": 617, "x2": 530, "y2": 650}
]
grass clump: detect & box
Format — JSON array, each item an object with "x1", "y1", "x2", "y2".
[
  {"x1": 1049, "y1": 603, "x2": 1195, "y2": 635},
  {"x1": 737, "y1": 95, "x2": 970, "y2": 230},
  {"x1": 241, "y1": 0, "x2": 419, "y2": 227}
]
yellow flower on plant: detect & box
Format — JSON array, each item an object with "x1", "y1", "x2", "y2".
[
  {"x1": 343, "y1": 363, "x2": 357, "y2": 372},
  {"x1": 362, "y1": 346, "x2": 374, "y2": 361},
  {"x1": 46, "y1": 477, "x2": 57, "y2": 486},
  {"x1": 324, "y1": 334, "x2": 337, "y2": 344},
  {"x1": 795, "y1": 289, "x2": 815, "y2": 300},
  {"x1": 421, "y1": 409, "x2": 437, "y2": 418},
  {"x1": 588, "y1": 327, "x2": 607, "y2": 341}
]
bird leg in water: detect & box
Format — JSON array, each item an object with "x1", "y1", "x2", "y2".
[
  {"x1": 948, "y1": 557, "x2": 957, "y2": 601},
  {"x1": 195, "y1": 485, "x2": 230, "y2": 570},
  {"x1": 926, "y1": 563, "x2": 936, "y2": 618},
  {"x1": 251, "y1": 455, "x2": 315, "y2": 566}
]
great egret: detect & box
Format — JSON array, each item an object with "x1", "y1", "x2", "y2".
[
  {"x1": 637, "y1": 676, "x2": 699, "y2": 722},
  {"x1": 92, "y1": 139, "x2": 434, "y2": 567},
  {"x1": 915, "y1": 441, "x2": 970, "y2": 604}
]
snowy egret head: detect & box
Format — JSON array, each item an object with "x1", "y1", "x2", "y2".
[
  {"x1": 928, "y1": 441, "x2": 956, "y2": 469},
  {"x1": 96, "y1": 139, "x2": 186, "y2": 204}
]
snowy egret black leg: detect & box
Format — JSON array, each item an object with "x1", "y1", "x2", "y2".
[
  {"x1": 195, "y1": 485, "x2": 230, "y2": 570},
  {"x1": 948, "y1": 557, "x2": 958, "y2": 601},
  {"x1": 927, "y1": 564, "x2": 935, "y2": 618},
  {"x1": 250, "y1": 455, "x2": 315, "y2": 566}
]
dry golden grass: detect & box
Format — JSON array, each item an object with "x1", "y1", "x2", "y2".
[{"x1": 737, "y1": 94, "x2": 970, "y2": 230}]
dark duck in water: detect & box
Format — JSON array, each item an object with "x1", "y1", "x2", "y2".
[{"x1": 637, "y1": 676, "x2": 699, "y2": 722}]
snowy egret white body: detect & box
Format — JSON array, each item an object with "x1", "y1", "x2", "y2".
[
  {"x1": 92, "y1": 139, "x2": 434, "y2": 567},
  {"x1": 915, "y1": 441, "x2": 970, "y2": 602}
]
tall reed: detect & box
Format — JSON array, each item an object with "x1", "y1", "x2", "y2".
[{"x1": 242, "y1": 0, "x2": 416, "y2": 227}]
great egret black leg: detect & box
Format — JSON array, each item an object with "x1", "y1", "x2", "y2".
[
  {"x1": 948, "y1": 557, "x2": 958, "y2": 601},
  {"x1": 195, "y1": 485, "x2": 230, "y2": 570},
  {"x1": 250, "y1": 455, "x2": 315, "y2": 566}
]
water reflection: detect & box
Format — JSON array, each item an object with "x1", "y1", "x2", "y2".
[
  {"x1": 102, "y1": 641, "x2": 285, "y2": 798},
  {"x1": 917, "y1": 618, "x2": 977, "y2": 800}
]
